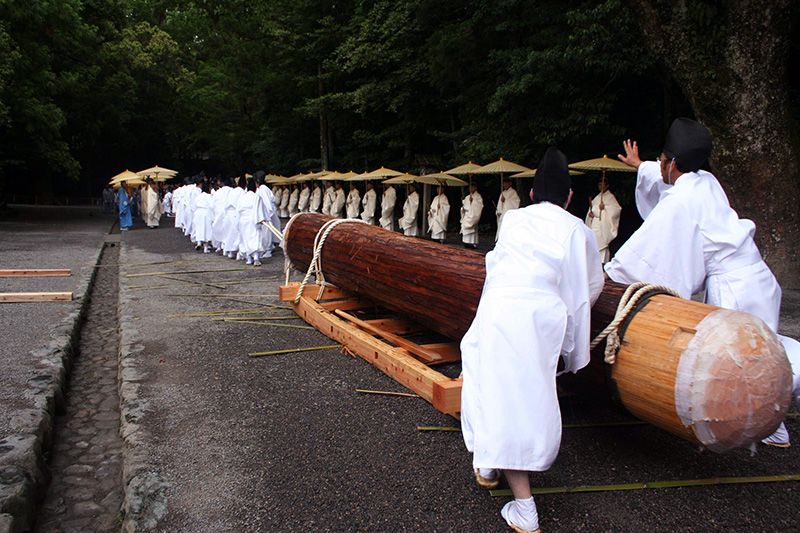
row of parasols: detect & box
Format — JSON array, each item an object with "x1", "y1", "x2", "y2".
[
  {"x1": 107, "y1": 155, "x2": 636, "y2": 193},
  {"x1": 108, "y1": 165, "x2": 179, "y2": 188}
]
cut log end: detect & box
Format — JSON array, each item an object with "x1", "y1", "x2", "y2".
[{"x1": 674, "y1": 309, "x2": 792, "y2": 452}]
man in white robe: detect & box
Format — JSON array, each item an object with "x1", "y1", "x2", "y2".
[
  {"x1": 298, "y1": 182, "x2": 310, "y2": 213},
  {"x1": 183, "y1": 180, "x2": 202, "y2": 240},
  {"x1": 222, "y1": 183, "x2": 246, "y2": 258},
  {"x1": 310, "y1": 182, "x2": 323, "y2": 213},
  {"x1": 237, "y1": 181, "x2": 270, "y2": 265},
  {"x1": 460, "y1": 183, "x2": 483, "y2": 248},
  {"x1": 142, "y1": 181, "x2": 163, "y2": 228},
  {"x1": 398, "y1": 184, "x2": 419, "y2": 236},
  {"x1": 288, "y1": 185, "x2": 300, "y2": 217},
  {"x1": 585, "y1": 179, "x2": 621, "y2": 263},
  {"x1": 191, "y1": 188, "x2": 215, "y2": 253},
  {"x1": 360, "y1": 181, "x2": 377, "y2": 224},
  {"x1": 162, "y1": 187, "x2": 173, "y2": 217},
  {"x1": 379, "y1": 184, "x2": 396, "y2": 231},
  {"x1": 322, "y1": 181, "x2": 335, "y2": 216},
  {"x1": 172, "y1": 185, "x2": 184, "y2": 229},
  {"x1": 331, "y1": 182, "x2": 346, "y2": 218},
  {"x1": 495, "y1": 178, "x2": 520, "y2": 241},
  {"x1": 212, "y1": 179, "x2": 233, "y2": 253},
  {"x1": 346, "y1": 182, "x2": 361, "y2": 219},
  {"x1": 428, "y1": 185, "x2": 450, "y2": 242},
  {"x1": 461, "y1": 147, "x2": 603, "y2": 533},
  {"x1": 278, "y1": 185, "x2": 290, "y2": 218},
  {"x1": 609, "y1": 118, "x2": 796, "y2": 447},
  {"x1": 256, "y1": 177, "x2": 280, "y2": 253}
]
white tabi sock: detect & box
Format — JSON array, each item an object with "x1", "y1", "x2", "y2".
[
  {"x1": 762, "y1": 422, "x2": 790, "y2": 447},
  {"x1": 501, "y1": 496, "x2": 539, "y2": 532},
  {"x1": 478, "y1": 468, "x2": 498, "y2": 480}
]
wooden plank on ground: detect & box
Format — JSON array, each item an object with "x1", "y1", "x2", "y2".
[
  {"x1": 318, "y1": 298, "x2": 373, "y2": 312},
  {"x1": 363, "y1": 318, "x2": 425, "y2": 335},
  {"x1": 0, "y1": 292, "x2": 73, "y2": 302},
  {"x1": 335, "y1": 309, "x2": 443, "y2": 363},
  {"x1": 0, "y1": 269, "x2": 71, "y2": 277}
]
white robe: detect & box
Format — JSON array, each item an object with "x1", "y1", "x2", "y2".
[
  {"x1": 288, "y1": 189, "x2": 299, "y2": 216},
  {"x1": 331, "y1": 189, "x2": 346, "y2": 218},
  {"x1": 279, "y1": 188, "x2": 290, "y2": 218},
  {"x1": 222, "y1": 188, "x2": 245, "y2": 253},
  {"x1": 380, "y1": 186, "x2": 396, "y2": 230},
  {"x1": 322, "y1": 186, "x2": 335, "y2": 216},
  {"x1": 237, "y1": 190, "x2": 269, "y2": 256},
  {"x1": 310, "y1": 186, "x2": 322, "y2": 213},
  {"x1": 256, "y1": 184, "x2": 279, "y2": 249},
  {"x1": 212, "y1": 186, "x2": 232, "y2": 248},
  {"x1": 183, "y1": 186, "x2": 201, "y2": 238},
  {"x1": 585, "y1": 191, "x2": 621, "y2": 263},
  {"x1": 495, "y1": 188, "x2": 520, "y2": 241},
  {"x1": 298, "y1": 187, "x2": 310, "y2": 213},
  {"x1": 143, "y1": 186, "x2": 162, "y2": 228},
  {"x1": 461, "y1": 203, "x2": 604, "y2": 471},
  {"x1": 172, "y1": 186, "x2": 184, "y2": 229},
  {"x1": 346, "y1": 189, "x2": 361, "y2": 219},
  {"x1": 605, "y1": 161, "x2": 781, "y2": 332},
  {"x1": 460, "y1": 192, "x2": 483, "y2": 244},
  {"x1": 399, "y1": 191, "x2": 419, "y2": 236},
  {"x1": 162, "y1": 191, "x2": 173, "y2": 216},
  {"x1": 191, "y1": 192, "x2": 214, "y2": 243},
  {"x1": 428, "y1": 193, "x2": 450, "y2": 240},
  {"x1": 361, "y1": 189, "x2": 376, "y2": 224}
]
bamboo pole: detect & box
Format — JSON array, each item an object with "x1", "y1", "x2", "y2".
[
  {"x1": 489, "y1": 474, "x2": 800, "y2": 497},
  {"x1": 249, "y1": 344, "x2": 341, "y2": 358},
  {"x1": 127, "y1": 268, "x2": 249, "y2": 278},
  {"x1": 220, "y1": 319, "x2": 315, "y2": 330},
  {"x1": 211, "y1": 316, "x2": 299, "y2": 322},
  {"x1": 156, "y1": 275, "x2": 226, "y2": 290},
  {"x1": 356, "y1": 389, "x2": 420, "y2": 398}
]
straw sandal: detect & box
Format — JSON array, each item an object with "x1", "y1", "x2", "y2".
[{"x1": 474, "y1": 468, "x2": 500, "y2": 489}]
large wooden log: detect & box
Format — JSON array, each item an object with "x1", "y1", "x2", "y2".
[{"x1": 284, "y1": 214, "x2": 793, "y2": 452}]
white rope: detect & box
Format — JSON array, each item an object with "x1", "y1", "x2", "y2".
[
  {"x1": 293, "y1": 218, "x2": 366, "y2": 304},
  {"x1": 282, "y1": 213, "x2": 303, "y2": 285},
  {"x1": 590, "y1": 282, "x2": 682, "y2": 364}
]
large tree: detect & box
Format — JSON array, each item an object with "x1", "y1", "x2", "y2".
[{"x1": 629, "y1": 0, "x2": 800, "y2": 287}]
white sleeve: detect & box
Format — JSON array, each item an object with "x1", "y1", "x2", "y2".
[
  {"x1": 635, "y1": 161, "x2": 671, "y2": 220},
  {"x1": 604, "y1": 196, "x2": 706, "y2": 299}
]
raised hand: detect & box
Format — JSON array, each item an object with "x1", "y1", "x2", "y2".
[{"x1": 618, "y1": 139, "x2": 642, "y2": 169}]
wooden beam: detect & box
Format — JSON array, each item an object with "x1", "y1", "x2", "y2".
[
  {"x1": 279, "y1": 282, "x2": 351, "y2": 302},
  {"x1": 335, "y1": 309, "x2": 443, "y2": 363},
  {"x1": 319, "y1": 298, "x2": 373, "y2": 312},
  {"x1": 293, "y1": 294, "x2": 457, "y2": 408},
  {"x1": 363, "y1": 318, "x2": 425, "y2": 335},
  {"x1": 0, "y1": 269, "x2": 71, "y2": 277},
  {"x1": 0, "y1": 292, "x2": 73, "y2": 303}
]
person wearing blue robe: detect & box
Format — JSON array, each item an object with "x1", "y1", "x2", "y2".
[{"x1": 118, "y1": 186, "x2": 133, "y2": 230}]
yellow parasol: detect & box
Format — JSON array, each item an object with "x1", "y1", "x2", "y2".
[
  {"x1": 108, "y1": 169, "x2": 141, "y2": 185},
  {"x1": 416, "y1": 172, "x2": 467, "y2": 187},
  {"x1": 136, "y1": 165, "x2": 178, "y2": 181},
  {"x1": 511, "y1": 168, "x2": 585, "y2": 178},
  {"x1": 473, "y1": 157, "x2": 533, "y2": 195},
  {"x1": 382, "y1": 173, "x2": 422, "y2": 185},
  {"x1": 444, "y1": 161, "x2": 483, "y2": 176},
  {"x1": 362, "y1": 166, "x2": 403, "y2": 180},
  {"x1": 568, "y1": 155, "x2": 636, "y2": 187}
]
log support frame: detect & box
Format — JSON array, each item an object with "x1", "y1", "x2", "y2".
[{"x1": 280, "y1": 282, "x2": 462, "y2": 416}]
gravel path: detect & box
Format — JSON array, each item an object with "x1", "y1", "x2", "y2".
[
  {"x1": 35, "y1": 246, "x2": 123, "y2": 532},
  {"x1": 117, "y1": 219, "x2": 800, "y2": 532}
]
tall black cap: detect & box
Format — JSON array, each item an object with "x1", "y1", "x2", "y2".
[
  {"x1": 533, "y1": 147, "x2": 570, "y2": 201},
  {"x1": 663, "y1": 118, "x2": 712, "y2": 172}
]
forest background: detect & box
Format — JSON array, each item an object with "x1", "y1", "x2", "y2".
[{"x1": 1, "y1": 0, "x2": 799, "y2": 284}]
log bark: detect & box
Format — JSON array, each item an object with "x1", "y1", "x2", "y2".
[{"x1": 285, "y1": 213, "x2": 627, "y2": 339}]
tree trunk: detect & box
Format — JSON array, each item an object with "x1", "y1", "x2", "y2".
[
  {"x1": 318, "y1": 64, "x2": 329, "y2": 170},
  {"x1": 629, "y1": 0, "x2": 800, "y2": 287}
]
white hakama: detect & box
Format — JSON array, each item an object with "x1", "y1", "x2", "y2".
[
  {"x1": 460, "y1": 192, "x2": 483, "y2": 245},
  {"x1": 361, "y1": 189, "x2": 376, "y2": 225},
  {"x1": 428, "y1": 193, "x2": 450, "y2": 240},
  {"x1": 191, "y1": 192, "x2": 214, "y2": 243},
  {"x1": 399, "y1": 191, "x2": 419, "y2": 236},
  {"x1": 379, "y1": 186, "x2": 396, "y2": 231}
]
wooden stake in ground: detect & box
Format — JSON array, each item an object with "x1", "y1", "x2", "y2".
[
  {"x1": 0, "y1": 292, "x2": 73, "y2": 303},
  {"x1": 0, "y1": 269, "x2": 71, "y2": 277}
]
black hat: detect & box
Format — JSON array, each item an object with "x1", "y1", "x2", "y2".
[
  {"x1": 663, "y1": 118, "x2": 712, "y2": 172},
  {"x1": 533, "y1": 147, "x2": 570, "y2": 201}
]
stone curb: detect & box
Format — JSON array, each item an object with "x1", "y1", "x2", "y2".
[
  {"x1": 0, "y1": 237, "x2": 107, "y2": 533},
  {"x1": 117, "y1": 241, "x2": 169, "y2": 532}
]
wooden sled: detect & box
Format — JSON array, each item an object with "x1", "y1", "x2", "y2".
[{"x1": 279, "y1": 281, "x2": 462, "y2": 416}]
